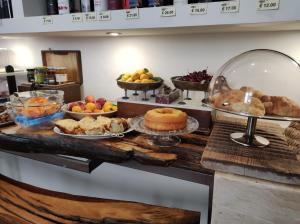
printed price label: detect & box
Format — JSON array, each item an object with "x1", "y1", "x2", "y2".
[
  {"x1": 190, "y1": 3, "x2": 207, "y2": 15},
  {"x1": 220, "y1": 0, "x2": 239, "y2": 13},
  {"x1": 71, "y1": 14, "x2": 83, "y2": 22},
  {"x1": 257, "y1": 0, "x2": 280, "y2": 11},
  {"x1": 125, "y1": 8, "x2": 139, "y2": 19},
  {"x1": 161, "y1": 6, "x2": 176, "y2": 17},
  {"x1": 42, "y1": 16, "x2": 53, "y2": 25},
  {"x1": 98, "y1": 11, "x2": 111, "y2": 21},
  {"x1": 85, "y1": 12, "x2": 97, "y2": 22}
]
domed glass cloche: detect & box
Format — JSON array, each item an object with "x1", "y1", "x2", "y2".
[{"x1": 207, "y1": 49, "x2": 300, "y2": 120}]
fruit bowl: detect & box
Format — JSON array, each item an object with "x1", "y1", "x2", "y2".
[
  {"x1": 117, "y1": 77, "x2": 164, "y2": 91},
  {"x1": 171, "y1": 70, "x2": 213, "y2": 91},
  {"x1": 6, "y1": 90, "x2": 64, "y2": 129},
  {"x1": 63, "y1": 100, "x2": 117, "y2": 120},
  {"x1": 171, "y1": 76, "x2": 211, "y2": 91}
]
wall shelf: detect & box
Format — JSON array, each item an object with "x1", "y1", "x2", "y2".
[{"x1": 1, "y1": 0, "x2": 300, "y2": 37}]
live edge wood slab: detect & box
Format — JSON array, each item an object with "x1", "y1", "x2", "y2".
[
  {"x1": 0, "y1": 125, "x2": 211, "y2": 173},
  {"x1": 0, "y1": 174, "x2": 200, "y2": 224}
]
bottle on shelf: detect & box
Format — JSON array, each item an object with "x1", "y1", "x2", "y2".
[
  {"x1": 70, "y1": 0, "x2": 82, "y2": 13},
  {"x1": 58, "y1": 0, "x2": 70, "y2": 14},
  {"x1": 146, "y1": 0, "x2": 160, "y2": 7},
  {"x1": 94, "y1": 0, "x2": 108, "y2": 11},
  {"x1": 159, "y1": 0, "x2": 173, "y2": 6},
  {"x1": 47, "y1": 0, "x2": 58, "y2": 15},
  {"x1": 1, "y1": 0, "x2": 13, "y2": 18},
  {"x1": 108, "y1": 0, "x2": 123, "y2": 10},
  {"x1": 81, "y1": 0, "x2": 91, "y2": 12}
]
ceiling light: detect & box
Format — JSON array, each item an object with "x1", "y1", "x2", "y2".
[{"x1": 106, "y1": 32, "x2": 121, "y2": 37}]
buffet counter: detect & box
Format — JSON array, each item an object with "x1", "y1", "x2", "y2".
[{"x1": 0, "y1": 117, "x2": 300, "y2": 224}]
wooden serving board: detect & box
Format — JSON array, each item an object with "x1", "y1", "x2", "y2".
[
  {"x1": 0, "y1": 174, "x2": 200, "y2": 224},
  {"x1": 201, "y1": 119, "x2": 300, "y2": 185},
  {"x1": 0, "y1": 125, "x2": 211, "y2": 173}
]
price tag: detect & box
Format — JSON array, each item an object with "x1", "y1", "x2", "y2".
[
  {"x1": 220, "y1": 0, "x2": 239, "y2": 13},
  {"x1": 161, "y1": 6, "x2": 176, "y2": 17},
  {"x1": 42, "y1": 16, "x2": 53, "y2": 25},
  {"x1": 190, "y1": 3, "x2": 207, "y2": 15},
  {"x1": 71, "y1": 14, "x2": 83, "y2": 22},
  {"x1": 257, "y1": 0, "x2": 280, "y2": 11},
  {"x1": 125, "y1": 8, "x2": 139, "y2": 19},
  {"x1": 98, "y1": 11, "x2": 111, "y2": 21},
  {"x1": 85, "y1": 12, "x2": 97, "y2": 22}
]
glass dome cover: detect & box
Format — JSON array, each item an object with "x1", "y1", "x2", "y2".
[{"x1": 207, "y1": 49, "x2": 300, "y2": 121}]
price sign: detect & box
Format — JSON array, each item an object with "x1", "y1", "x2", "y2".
[
  {"x1": 85, "y1": 12, "x2": 97, "y2": 22},
  {"x1": 71, "y1": 14, "x2": 82, "y2": 22},
  {"x1": 257, "y1": 0, "x2": 280, "y2": 11},
  {"x1": 125, "y1": 8, "x2": 139, "y2": 19},
  {"x1": 220, "y1": 0, "x2": 239, "y2": 13},
  {"x1": 161, "y1": 6, "x2": 176, "y2": 17},
  {"x1": 42, "y1": 16, "x2": 53, "y2": 25},
  {"x1": 98, "y1": 11, "x2": 111, "y2": 21},
  {"x1": 190, "y1": 3, "x2": 207, "y2": 15}
]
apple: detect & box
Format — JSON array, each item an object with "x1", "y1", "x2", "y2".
[
  {"x1": 68, "y1": 102, "x2": 79, "y2": 111},
  {"x1": 78, "y1": 101, "x2": 86, "y2": 110},
  {"x1": 96, "y1": 98, "x2": 106, "y2": 108},
  {"x1": 85, "y1": 95, "x2": 95, "y2": 103}
]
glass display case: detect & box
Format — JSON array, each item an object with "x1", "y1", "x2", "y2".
[{"x1": 205, "y1": 49, "x2": 300, "y2": 147}]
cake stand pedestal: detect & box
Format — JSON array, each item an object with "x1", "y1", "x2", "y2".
[
  {"x1": 230, "y1": 117, "x2": 270, "y2": 148},
  {"x1": 130, "y1": 116, "x2": 199, "y2": 147}
]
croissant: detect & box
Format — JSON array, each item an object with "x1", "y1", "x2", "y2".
[
  {"x1": 210, "y1": 89, "x2": 265, "y2": 116},
  {"x1": 261, "y1": 96, "x2": 300, "y2": 118}
]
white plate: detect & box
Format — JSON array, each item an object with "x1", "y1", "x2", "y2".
[{"x1": 53, "y1": 127, "x2": 133, "y2": 140}]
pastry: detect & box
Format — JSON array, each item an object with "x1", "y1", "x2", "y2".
[
  {"x1": 284, "y1": 122, "x2": 300, "y2": 153},
  {"x1": 240, "y1": 86, "x2": 264, "y2": 99},
  {"x1": 110, "y1": 118, "x2": 130, "y2": 133},
  {"x1": 210, "y1": 90, "x2": 265, "y2": 116},
  {"x1": 260, "y1": 96, "x2": 300, "y2": 118},
  {"x1": 144, "y1": 108, "x2": 187, "y2": 131},
  {"x1": 79, "y1": 116, "x2": 105, "y2": 135},
  {"x1": 55, "y1": 116, "x2": 130, "y2": 135},
  {"x1": 55, "y1": 119, "x2": 82, "y2": 134}
]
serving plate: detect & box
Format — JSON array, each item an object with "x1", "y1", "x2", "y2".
[{"x1": 53, "y1": 127, "x2": 133, "y2": 140}]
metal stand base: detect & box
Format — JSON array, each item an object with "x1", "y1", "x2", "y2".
[
  {"x1": 230, "y1": 132, "x2": 270, "y2": 147},
  {"x1": 230, "y1": 117, "x2": 270, "y2": 148},
  {"x1": 148, "y1": 136, "x2": 181, "y2": 147},
  {"x1": 132, "y1": 90, "x2": 139, "y2": 96}
]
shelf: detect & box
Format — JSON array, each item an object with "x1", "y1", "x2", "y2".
[{"x1": 1, "y1": 0, "x2": 300, "y2": 36}]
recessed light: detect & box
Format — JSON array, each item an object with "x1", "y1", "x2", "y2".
[{"x1": 106, "y1": 32, "x2": 121, "y2": 37}]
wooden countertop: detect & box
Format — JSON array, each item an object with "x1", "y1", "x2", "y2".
[
  {"x1": 0, "y1": 117, "x2": 299, "y2": 185},
  {"x1": 0, "y1": 125, "x2": 211, "y2": 174}
]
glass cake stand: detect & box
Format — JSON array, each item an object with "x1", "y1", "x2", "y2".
[
  {"x1": 203, "y1": 99, "x2": 300, "y2": 147},
  {"x1": 205, "y1": 49, "x2": 300, "y2": 148},
  {"x1": 130, "y1": 116, "x2": 199, "y2": 147}
]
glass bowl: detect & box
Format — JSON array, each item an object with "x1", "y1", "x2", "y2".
[
  {"x1": 207, "y1": 49, "x2": 300, "y2": 120},
  {"x1": 7, "y1": 90, "x2": 64, "y2": 129}
]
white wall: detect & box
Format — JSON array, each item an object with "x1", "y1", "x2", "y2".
[
  {"x1": 1, "y1": 31, "x2": 300, "y2": 224},
  {"x1": 1, "y1": 30, "x2": 300, "y2": 100}
]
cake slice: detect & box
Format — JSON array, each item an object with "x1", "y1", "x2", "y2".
[
  {"x1": 55, "y1": 119, "x2": 81, "y2": 134},
  {"x1": 79, "y1": 116, "x2": 105, "y2": 135},
  {"x1": 109, "y1": 118, "x2": 129, "y2": 133},
  {"x1": 96, "y1": 116, "x2": 112, "y2": 132}
]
